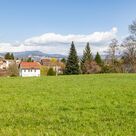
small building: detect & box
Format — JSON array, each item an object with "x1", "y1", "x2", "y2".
[{"x1": 19, "y1": 62, "x2": 41, "y2": 77}]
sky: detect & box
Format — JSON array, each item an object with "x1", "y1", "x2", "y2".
[{"x1": 0, "y1": 0, "x2": 136, "y2": 55}]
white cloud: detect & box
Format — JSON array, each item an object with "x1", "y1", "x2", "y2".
[
  {"x1": 24, "y1": 27, "x2": 117, "y2": 44},
  {"x1": 0, "y1": 27, "x2": 118, "y2": 55}
]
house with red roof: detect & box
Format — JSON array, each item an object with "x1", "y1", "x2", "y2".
[{"x1": 19, "y1": 62, "x2": 41, "y2": 77}]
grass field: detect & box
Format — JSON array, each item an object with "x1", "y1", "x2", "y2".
[{"x1": 0, "y1": 74, "x2": 135, "y2": 136}]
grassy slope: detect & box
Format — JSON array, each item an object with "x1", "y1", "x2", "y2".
[{"x1": 0, "y1": 74, "x2": 135, "y2": 136}]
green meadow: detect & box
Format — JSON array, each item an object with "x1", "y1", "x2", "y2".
[{"x1": 0, "y1": 74, "x2": 135, "y2": 136}]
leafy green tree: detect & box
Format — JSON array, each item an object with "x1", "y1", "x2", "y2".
[
  {"x1": 61, "y1": 58, "x2": 66, "y2": 64},
  {"x1": 11, "y1": 53, "x2": 14, "y2": 60},
  {"x1": 4, "y1": 52, "x2": 11, "y2": 59},
  {"x1": 41, "y1": 66, "x2": 48, "y2": 76},
  {"x1": 81, "y1": 42, "x2": 93, "y2": 73},
  {"x1": 65, "y1": 41, "x2": 80, "y2": 75},
  {"x1": 27, "y1": 57, "x2": 33, "y2": 62},
  {"x1": 4, "y1": 53, "x2": 15, "y2": 60},
  {"x1": 47, "y1": 68, "x2": 56, "y2": 76},
  {"x1": 95, "y1": 52, "x2": 102, "y2": 65}
]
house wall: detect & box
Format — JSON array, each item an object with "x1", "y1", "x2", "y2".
[{"x1": 20, "y1": 69, "x2": 40, "y2": 77}]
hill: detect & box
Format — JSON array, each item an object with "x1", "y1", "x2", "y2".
[
  {"x1": 0, "y1": 74, "x2": 135, "y2": 135},
  {"x1": 0, "y1": 51, "x2": 66, "y2": 59}
]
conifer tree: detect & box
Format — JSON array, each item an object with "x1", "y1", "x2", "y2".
[
  {"x1": 4, "y1": 52, "x2": 11, "y2": 59},
  {"x1": 11, "y1": 53, "x2": 14, "y2": 60},
  {"x1": 95, "y1": 52, "x2": 102, "y2": 65},
  {"x1": 65, "y1": 42, "x2": 80, "y2": 75},
  {"x1": 81, "y1": 42, "x2": 93, "y2": 73}
]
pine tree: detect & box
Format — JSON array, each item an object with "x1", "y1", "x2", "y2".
[
  {"x1": 4, "y1": 52, "x2": 11, "y2": 59},
  {"x1": 11, "y1": 53, "x2": 14, "y2": 60},
  {"x1": 81, "y1": 42, "x2": 93, "y2": 73},
  {"x1": 95, "y1": 52, "x2": 102, "y2": 65},
  {"x1": 65, "y1": 42, "x2": 80, "y2": 75}
]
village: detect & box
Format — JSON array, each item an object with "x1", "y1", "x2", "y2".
[{"x1": 0, "y1": 54, "x2": 65, "y2": 77}]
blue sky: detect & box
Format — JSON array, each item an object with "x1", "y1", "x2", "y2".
[{"x1": 0, "y1": 0, "x2": 136, "y2": 54}]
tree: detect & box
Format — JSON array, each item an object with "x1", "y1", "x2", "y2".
[
  {"x1": 11, "y1": 53, "x2": 14, "y2": 60},
  {"x1": 81, "y1": 42, "x2": 93, "y2": 63},
  {"x1": 81, "y1": 42, "x2": 93, "y2": 73},
  {"x1": 129, "y1": 19, "x2": 136, "y2": 36},
  {"x1": 95, "y1": 52, "x2": 102, "y2": 65},
  {"x1": 121, "y1": 36, "x2": 136, "y2": 72},
  {"x1": 8, "y1": 62, "x2": 19, "y2": 77},
  {"x1": 105, "y1": 39, "x2": 119, "y2": 72},
  {"x1": 65, "y1": 42, "x2": 80, "y2": 75},
  {"x1": 47, "y1": 68, "x2": 56, "y2": 76},
  {"x1": 109, "y1": 39, "x2": 119, "y2": 65},
  {"x1": 61, "y1": 58, "x2": 66, "y2": 64},
  {"x1": 4, "y1": 52, "x2": 11, "y2": 59},
  {"x1": 40, "y1": 66, "x2": 48, "y2": 76},
  {"x1": 27, "y1": 57, "x2": 33, "y2": 62},
  {"x1": 84, "y1": 61, "x2": 101, "y2": 74},
  {"x1": 4, "y1": 53, "x2": 14, "y2": 60},
  {"x1": 121, "y1": 20, "x2": 136, "y2": 73}
]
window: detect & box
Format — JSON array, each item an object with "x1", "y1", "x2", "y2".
[
  {"x1": 34, "y1": 69, "x2": 36, "y2": 72},
  {"x1": 24, "y1": 70, "x2": 26, "y2": 72}
]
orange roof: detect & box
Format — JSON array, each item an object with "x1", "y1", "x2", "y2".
[{"x1": 20, "y1": 62, "x2": 41, "y2": 69}]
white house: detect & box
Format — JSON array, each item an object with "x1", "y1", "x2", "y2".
[{"x1": 19, "y1": 62, "x2": 41, "y2": 77}]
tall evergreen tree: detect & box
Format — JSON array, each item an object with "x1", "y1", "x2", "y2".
[
  {"x1": 81, "y1": 42, "x2": 93, "y2": 73},
  {"x1": 65, "y1": 42, "x2": 80, "y2": 75},
  {"x1": 95, "y1": 52, "x2": 102, "y2": 65}
]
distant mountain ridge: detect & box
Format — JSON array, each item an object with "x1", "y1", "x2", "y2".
[{"x1": 0, "y1": 51, "x2": 66, "y2": 59}]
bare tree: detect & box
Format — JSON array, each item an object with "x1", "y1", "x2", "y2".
[
  {"x1": 84, "y1": 61, "x2": 101, "y2": 74},
  {"x1": 129, "y1": 20, "x2": 136, "y2": 36},
  {"x1": 8, "y1": 62, "x2": 19, "y2": 77},
  {"x1": 108, "y1": 39, "x2": 119, "y2": 65},
  {"x1": 105, "y1": 39, "x2": 119, "y2": 72},
  {"x1": 121, "y1": 36, "x2": 136, "y2": 72}
]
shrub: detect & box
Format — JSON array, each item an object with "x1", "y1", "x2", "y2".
[
  {"x1": 8, "y1": 63, "x2": 19, "y2": 77},
  {"x1": 47, "y1": 68, "x2": 56, "y2": 76},
  {"x1": 84, "y1": 61, "x2": 101, "y2": 74},
  {"x1": 40, "y1": 66, "x2": 48, "y2": 76}
]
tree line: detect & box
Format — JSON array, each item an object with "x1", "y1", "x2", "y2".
[
  {"x1": 3, "y1": 19, "x2": 136, "y2": 75},
  {"x1": 64, "y1": 19, "x2": 136, "y2": 74}
]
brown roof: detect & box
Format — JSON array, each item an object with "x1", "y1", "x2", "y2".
[
  {"x1": 19, "y1": 62, "x2": 41, "y2": 69},
  {"x1": 41, "y1": 59, "x2": 51, "y2": 66},
  {"x1": 41, "y1": 59, "x2": 64, "y2": 67}
]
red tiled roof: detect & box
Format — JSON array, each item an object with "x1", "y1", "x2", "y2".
[{"x1": 20, "y1": 62, "x2": 41, "y2": 69}]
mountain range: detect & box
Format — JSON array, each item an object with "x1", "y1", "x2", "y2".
[{"x1": 0, "y1": 51, "x2": 66, "y2": 59}]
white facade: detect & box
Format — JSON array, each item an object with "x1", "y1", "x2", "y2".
[{"x1": 20, "y1": 69, "x2": 40, "y2": 77}]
